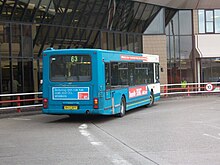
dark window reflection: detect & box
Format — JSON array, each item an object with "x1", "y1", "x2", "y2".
[
  {"x1": 166, "y1": 10, "x2": 193, "y2": 83},
  {"x1": 201, "y1": 58, "x2": 220, "y2": 82},
  {"x1": 50, "y1": 55, "x2": 91, "y2": 82},
  {"x1": 0, "y1": 0, "x2": 152, "y2": 96}
]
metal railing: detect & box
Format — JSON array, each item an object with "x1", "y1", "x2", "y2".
[
  {"x1": 161, "y1": 82, "x2": 220, "y2": 97},
  {"x1": 0, "y1": 82, "x2": 219, "y2": 112},
  {"x1": 0, "y1": 92, "x2": 42, "y2": 112}
]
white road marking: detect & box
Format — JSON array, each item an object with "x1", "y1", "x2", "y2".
[
  {"x1": 112, "y1": 159, "x2": 131, "y2": 165},
  {"x1": 203, "y1": 133, "x2": 220, "y2": 140},
  {"x1": 79, "y1": 130, "x2": 90, "y2": 137},
  {"x1": 90, "y1": 142, "x2": 103, "y2": 146},
  {"x1": 78, "y1": 124, "x2": 132, "y2": 165},
  {"x1": 10, "y1": 118, "x2": 31, "y2": 121},
  {"x1": 79, "y1": 124, "x2": 88, "y2": 129}
]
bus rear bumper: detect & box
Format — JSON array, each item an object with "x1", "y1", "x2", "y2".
[{"x1": 42, "y1": 108, "x2": 113, "y2": 115}]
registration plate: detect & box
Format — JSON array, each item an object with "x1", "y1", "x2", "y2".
[{"x1": 63, "y1": 105, "x2": 78, "y2": 110}]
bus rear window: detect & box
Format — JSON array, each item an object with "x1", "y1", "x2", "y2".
[{"x1": 50, "y1": 55, "x2": 91, "y2": 82}]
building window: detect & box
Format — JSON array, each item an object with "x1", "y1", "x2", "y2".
[
  {"x1": 215, "y1": 10, "x2": 220, "y2": 33},
  {"x1": 206, "y1": 10, "x2": 214, "y2": 33},
  {"x1": 201, "y1": 58, "x2": 220, "y2": 82},
  {"x1": 198, "y1": 10, "x2": 205, "y2": 33},
  {"x1": 198, "y1": 9, "x2": 220, "y2": 34}
]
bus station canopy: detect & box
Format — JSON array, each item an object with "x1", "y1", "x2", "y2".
[{"x1": 136, "y1": 0, "x2": 220, "y2": 9}]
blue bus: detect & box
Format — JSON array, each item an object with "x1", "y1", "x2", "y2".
[{"x1": 42, "y1": 48, "x2": 160, "y2": 117}]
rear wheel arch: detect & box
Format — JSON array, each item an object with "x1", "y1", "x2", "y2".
[
  {"x1": 146, "y1": 89, "x2": 154, "y2": 107},
  {"x1": 116, "y1": 95, "x2": 126, "y2": 117}
]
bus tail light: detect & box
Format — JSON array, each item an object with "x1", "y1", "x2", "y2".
[
  {"x1": 93, "y1": 98, "x2": 99, "y2": 109},
  {"x1": 43, "y1": 98, "x2": 48, "y2": 109}
]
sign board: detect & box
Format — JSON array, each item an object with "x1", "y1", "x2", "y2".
[
  {"x1": 52, "y1": 87, "x2": 89, "y2": 100},
  {"x1": 129, "y1": 86, "x2": 148, "y2": 98},
  {"x1": 205, "y1": 83, "x2": 213, "y2": 91}
]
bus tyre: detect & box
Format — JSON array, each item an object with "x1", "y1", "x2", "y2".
[
  {"x1": 117, "y1": 97, "x2": 126, "y2": 117},
  {"x1": 147, "y1": 92, "x2": 154, "y2": 107}
]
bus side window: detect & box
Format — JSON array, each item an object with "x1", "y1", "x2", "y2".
[
  {"x1": 144, "y1": 63, "x2": 154, "y2": 84},
  {"x1": 118, "y1": 63, "x2": 128, "y2": 86},
  {"x1": 128, "y1": 63, "x2": 135, "y2": 86},
  {"x1": 155, "y1": 63, "x2": 160, "y2": 83},
  {"x1": 110, "y1": 62, "x2": 119, "y2": 86}
]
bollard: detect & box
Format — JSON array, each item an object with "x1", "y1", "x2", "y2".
[
  {"x1": 17, "y1": 96, "x2": 21, "y2": 113},
  {"x1": 164, "y1": 85, "x2": 167, "y2": 97},
  {"x1": 187, "y1": 85, "x2": 190, "y2": 96}
]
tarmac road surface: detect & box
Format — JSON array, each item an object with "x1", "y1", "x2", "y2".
[{"x1": 0, "y1": 95, "x2": 220, "y2": 165}]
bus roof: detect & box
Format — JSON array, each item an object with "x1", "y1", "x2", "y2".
[
  {"x1": 43, "y1": 48, "x2": 159, "y2": 62},
  {"x1": 44, "y1": 48, "x2": 138, "y2": 54}
]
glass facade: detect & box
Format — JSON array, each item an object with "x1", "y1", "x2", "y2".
[
  {"x1": 3, "y1": 0, "x2": 215, "y2": 95},
  {"x1": 166, "y1": 10, "x2": 193, "y2": 84},
  {"x1": 144, "y1": 8, "x2": 165, "y2": 34},
  {"x1": 0, "y1": 23, "x2": 34, "y2": 94},
  {"x1": 0, "y1": 0, "x2": 162, "y2": 95},
  {"x1": 200, "y1": 58, "x2": 220, "y2": 82}
]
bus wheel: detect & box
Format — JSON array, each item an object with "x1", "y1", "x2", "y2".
[
  {"x1": 117, "y1": 97, "x2": 126, "y2": 117},
  {"x1": 147, "y1": 92, "x2": 154, "y2": 107}
]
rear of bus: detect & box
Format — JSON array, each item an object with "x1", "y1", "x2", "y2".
[{"x1": 42, "y1": 48, "x2": 103, "y2": 115}]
